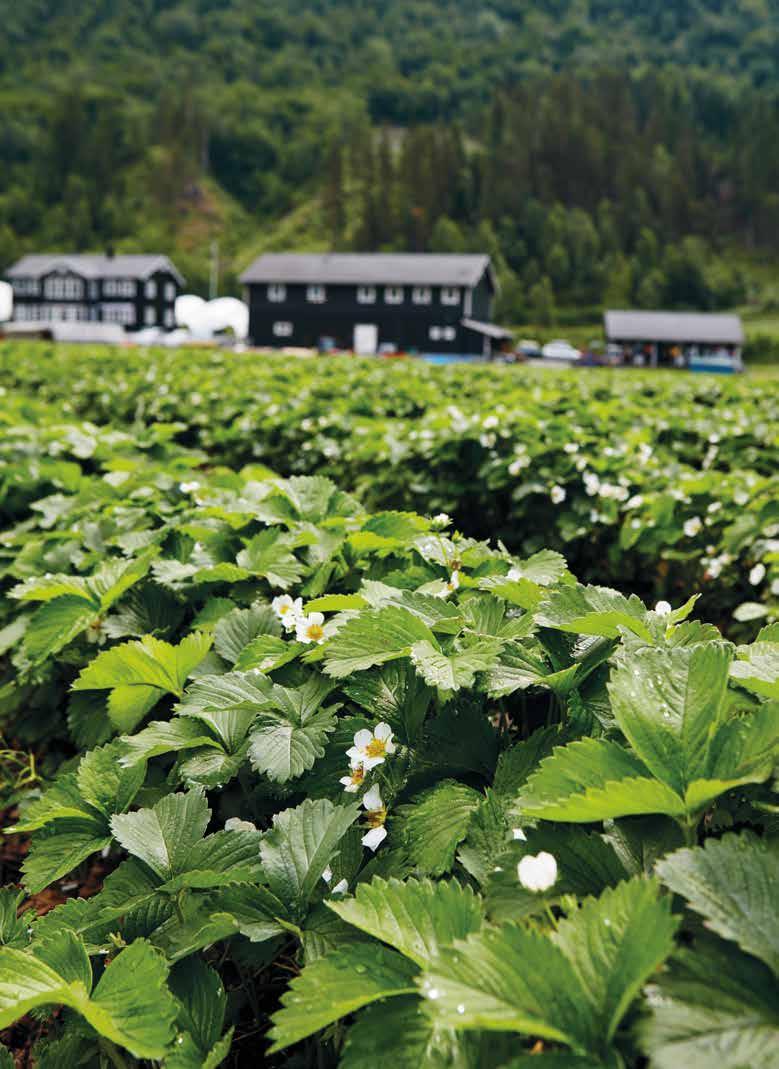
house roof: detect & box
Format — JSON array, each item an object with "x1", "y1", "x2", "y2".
[
  {"x1": 5, "y1": 254, "x2": 185, "y2": 286},
  {"x1": 239, "y1": 253, "x2": 495, "y2": 289},
  {"x1": 461, "y1": 317, "x2": 513, "y2": 340},
  {"x1": 604, "y1": 310, "x2": 744, "y2": 345}
]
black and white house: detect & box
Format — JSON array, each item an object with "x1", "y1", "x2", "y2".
[
  {"x1": 4, "y1": 254, "x2": 184, "y2": 331},
  {"x1": 239, "y1": 253, "x2": 510, "y2": 356}
]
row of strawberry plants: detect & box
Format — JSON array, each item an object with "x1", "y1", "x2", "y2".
[
  {"x1": 1, "y1": 468, "x2": 778, "y2": 1067},
  {"x1": 1, "y1": 343, "x2": 777, "y2": 628}
]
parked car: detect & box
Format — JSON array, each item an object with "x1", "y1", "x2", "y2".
[
  {"x1": 541, "y1": 339, "x2": 582, "y2": 361},
  {"x1": 517, "y1": 338, "x2": 543, "y2": 359}
]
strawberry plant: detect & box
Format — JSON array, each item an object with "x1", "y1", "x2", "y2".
[
  {"x1": 1, "y1": 342, "x2": 777, "y2": 628},
  {"x1": 1, "y1": 342, "x2": 778, "y2": 1065},
  {"x1": 0, "y1": 454, "x2": 777, "y2": 1066}
]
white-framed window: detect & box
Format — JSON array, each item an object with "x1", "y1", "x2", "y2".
[
  {"x1": 357, "y1": 285, "x2": 376, "y2": 304},
  {"x1": 429, "y1": 325, "x2": 456, "y2": 342},
  {"x1": 273, "y1": 321, "x2": 293, "y2": 337},
  {"x1": 89, "y1": 281, "x2": 99, "y2": 300},
  {"x1": 268, "y1": 284, "x2": 287, "y2": 303},
  {"x1": 101, "y1": 302, "x2": 135, "y2": 324},
  {"x1": 441, "y1": 287, "x2": 461, "y2": 305},
  {"x1": 102, "y1": 278, "x2": 136, "y2": 298},
  {"x1": 39, "y1": 304, "x2": 89, "y2": 321},
  {"x1": 165, "y1": 281, "x2": 176, "y2": 301},
  {"x1": 145, "y1": 280, "x2": 157, "y2": 299},
  {"x1": 44, "y1": 275, "x2": 84, "y2": 299},
  {"x1": 385, "y1": 286, "x2": 404, "y2": 304},
  {"x1": 164, "y1": 308, "x2": 174, "y2": 328},
  {"x1": 412, "y1": 286, "x2": 431, "y2": 305},
  {"x1": 306, "y1": 285, "x2": 326, "y2": 303},
  {"x1": 145, "y1": 306, "x2": 157, "y2": 325},
  {"x1": 12, "y1": 278, "x2": 38, "y2": 296}
]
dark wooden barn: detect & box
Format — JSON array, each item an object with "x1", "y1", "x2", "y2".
[
  {"x1": 4, "y1": 254, "x2": 184, "y2": 332},
  {"x1": 239, "y1": 253, "x2": 507, "y2": 356}
]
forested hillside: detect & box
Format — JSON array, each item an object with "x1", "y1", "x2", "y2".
[{"x1": 1, "y1": 0, "x2": 778, "y2": 313}]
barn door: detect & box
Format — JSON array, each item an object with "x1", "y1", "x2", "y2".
[{"x1": 354, "y1": 323, "x2": 378, "y2": 355}]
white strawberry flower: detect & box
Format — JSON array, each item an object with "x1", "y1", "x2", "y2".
[
  {"x1": 512, "y1": 827, "x2": 527, "y2": 841},
  {"x1": 361, "y1": 784, "x2": 388, "y2": 851},
  {"x1": 322, "y1": 865, "x2": 333, "y2": 884},
  {"x1": 654, "y1": 600, "x2": 672, "y2": 616},
  {"x1": 295, "y1": 611, "x2": 326, "y2": 644},
  {"x1": 347, "y1": 723, "x2": 396, "y2": 771},
  {"x1": 550, "y1": 485, "x2": 566, "y2": 505},
  {"x1": 431, "y1": 513, "x2": 452, "y2": 529},
  {"x1": 749, "y1": 563, "x2": 766, "y2": 586},
  {"x1": 272, "y1": 594, "x2": 303, "y2": 631},
  {"x1": 339, "y1": 760, "x2": 366, "y2": 793},
  {"x1": 179, "y1": 480, "x2": 201, "y2": 493},
  {"x1": 224, "y1": 817, "x2": 258, "y2": 834},
  {"x1": 331, "y1": 878, "x2": 349, "y2": 895},
  {"x1": 684, "y1": 517, "x2": 703, "y2": 537},
  {"x1": 517, "y1": 851, "x2": 558, "y2": 892}
]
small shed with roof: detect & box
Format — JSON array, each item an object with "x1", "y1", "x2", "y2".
[{"x1": 604, "y1": 310, "x2": 744, "y2": 372}]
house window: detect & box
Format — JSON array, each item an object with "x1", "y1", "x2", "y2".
[
  {"x1": 12, "y1": 278, "x2": 38, "y2": 296},
  {"x1": 44, "y1": 275, "x2": 84, "y2": 299},
  {"x1": 145, "y1": 306, "x2": 157, "y2": 325},
  {"x1": 101, "y1": 302, "x2": 135, "y2": 324},
  {"x1": 357, "y1": 286, "x2": 376, "y2": 304},
  {"x1": 385, "y1": 286, "x2": 404, "y2": 304},
  {"x1": 412, "y1": 286, "x2": 431, "y2": 305},
  {"x1": 441, "y1": 287, "x2": 461, "y2": 305},
  {"x1": 429, "y1": 325, "x2": 456, "y2": 342},
  {"x1": 306, "y1": 285, "x2": 326, "y2": 303},
  {"x1": 268, "y1": 284, "x2": 287, "y2": 303},
  {"x1": 165, "y1": 282, "x2": 176, "y2": 301},
  {"x1": 164, "y1": 308, "x2": 174, "y2": 328},
  {"x1": 89, "y1": 281, "x2": 99, "y2": 300},
  {"x1": 145, "y1": 280, "x2": 157, "y2": 299},
  {"x1": 103, "y1": 278, "x2": 136, "y2": 298},
  {"x1": 273, "y1": 321, "x2": 293, "y2": 337}
]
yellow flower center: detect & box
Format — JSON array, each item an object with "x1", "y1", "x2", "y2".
[
  {"x1": 351, "y1": 766, "x2": 365, "y2": 785},
  {"x1": 307, "y1": 623, "x2": 324, "y2": 641},
  {"x1": 279, "y1": 604, "x2": 290, "y2": 615},
  {"x1": 365, "y1": 807, "x2": 386, "y2": 828},
  {"x1": 366, "y1": 738, "x2": 386, "y2": 758}
]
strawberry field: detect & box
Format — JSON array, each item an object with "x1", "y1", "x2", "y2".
[{"x1": 1, "y1": 341, "x2": 778, "y2": 1068}]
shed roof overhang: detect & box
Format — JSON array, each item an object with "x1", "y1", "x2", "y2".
[{"x1": 604, "y1": 310, "x2": 744, "y2": 346}]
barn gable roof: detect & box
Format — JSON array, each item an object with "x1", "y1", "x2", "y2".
[
  {"x1": 604, "y1": 310, "x2": 744, "y2": 345},
  {"x1": 239, "y1": 253, "x2": 495, "y2": 289},
  {"x1": 6, "y1": 254, "x2": 184, "y2": 286}
]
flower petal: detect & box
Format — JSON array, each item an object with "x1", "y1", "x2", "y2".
[{"x1": 361, "y1": 826, "x2": 388, "y2": 851}]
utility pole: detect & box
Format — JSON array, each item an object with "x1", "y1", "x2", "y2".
[{"x1": 209, "y1": 239, "x2": 219, "y2": 300}]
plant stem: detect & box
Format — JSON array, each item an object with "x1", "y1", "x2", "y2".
[{"x1": 99, "y1": 1038, "x2": 130, "y2": 1069}]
